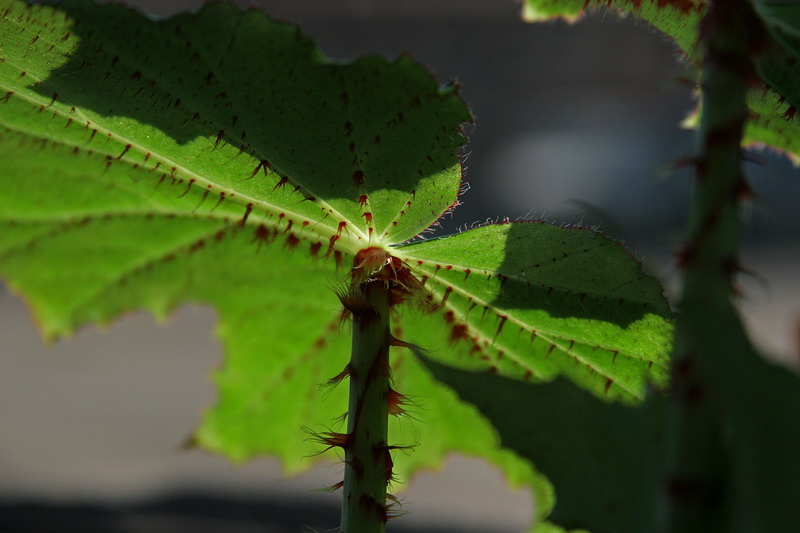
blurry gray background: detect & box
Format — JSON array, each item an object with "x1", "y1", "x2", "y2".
[{"x1": 2, "y1": 1, "x2": 799, "y2": 532}]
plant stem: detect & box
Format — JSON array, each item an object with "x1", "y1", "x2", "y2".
[
  {"x1": 340, "y1": 279, "x2": 391, "y2": 533},
  {"x1": 664, "y1": 1, "x2": 756, "y2": 531}
]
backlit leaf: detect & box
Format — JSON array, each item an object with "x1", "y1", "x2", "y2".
[
  {"x1": 396, "y1": 223, "x2": 672, "y2": 402},
  {"x1": 426, "y1": 302, "x2": 800, "y2": 532},
  {"x1": 0, "y1": 0, "x2": 672, "y2": 528}
]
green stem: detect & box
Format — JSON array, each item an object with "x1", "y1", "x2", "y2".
[
  {"x1": 664, "y1": 1, "x2": 757, "y2": 531},
  {"x1": 340, "y1": 280, "x2": 391, "y2": 533}
]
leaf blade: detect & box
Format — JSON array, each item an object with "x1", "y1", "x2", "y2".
[
  {"x1": 396, "y1": 222, "x2": 673, "y2": 401},
  {"x1": 0, "y1": 0, "x2": 472, "y2": 252},
  {"x1": 422, "y1": 355, "x2": 665, "y2": 533}
]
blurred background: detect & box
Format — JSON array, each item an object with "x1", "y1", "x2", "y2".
[{"x1": 2, "y1": 1, "x2": 799, "y2": 531}]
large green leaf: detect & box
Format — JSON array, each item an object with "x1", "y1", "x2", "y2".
[
  {"x1": 0, "y1": 0, "x2": 469, "y2": 462},
  {"x1": 0, "y1": 0, "x2": 671, "y2": 529},
  {"x1": 424, "y1": 357, "x2": 665, "y2": 533},
  {"x1": 396, "y1": 223, "x2": 672, "y2": 402},
  {"x1": 0, "y1": 0, "x2": 469, "y2": 257},
  {"x1": 426, "y1": 302, "x2": 800, "y2": 532},
  {"x1": 522, "y1": 0, "x2": 800, "y2": 163}
]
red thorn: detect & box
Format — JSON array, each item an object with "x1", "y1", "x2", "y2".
[
  {"x1": 319, "y1": 481, "x2": 344, "y2": 493},
  {"x1": 383, "y1": 502, "x2": 403, "y2": 522},
  {"x1": 273, "y1": 176, "x2": 289, "y2": 191},
  {"x1": 388, "y1": 388, "x2": 410, "y2": 416},
  {"x1": 284, "y1": 232, "x2": 300, "y2": 250},
  {"x1": 358, "y1": 195, "x2": 369, "y2": 206},
  {"x1": 193, "y1": 188, "x2": 210, "y2": 212},
  {"x1": 210, "y1": 191, "x2": 226, "y2": 212},
  {"x1": 188, "y1": 239, "x2": 206, "y2": 253},
  {"x1": 213, "y1": 129, "x2": 225, "y2": 150},
  {"x1": 493, "y1": 315, "x2": 508, "y2": 342},
  {"x1": 323, "y1": 365, "x2": 351, "y2": 389},
  {"x1": 450, "y1": 323, "x2": 470, "y2": 343},
  {"x1": 326, "y1": 234, "x2": 340, "y2": 257},
  {"x1": 497, "y1": 273, "x2": 508, "y2": 291},
  {"x1": 252, "y1": 224, "x2": 274, "y2": 248},
  {"x1": 116, "y1": 144, "x2": 131, "y2": 160},
  {"x1": 307, "y1": 431, "x2": 350, "y2": 452},
  {"x1": 239, "y1": 203, "x2": 253, "y2": 226},
  {"x1": 177, "y1": 178, "x2": 195, "y2": 198},
  {"x1": 441, "y1": 286, "x2": 453, "y2": 305},
  {"x1": 250, "y1": 159, "x2": 271, "y2": 177},
  {"x1": 388, "y1": 335, "x2": 413, "y2": 348}
]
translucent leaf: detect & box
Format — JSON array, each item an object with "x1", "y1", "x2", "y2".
[
  {"x1": 0, "y1": 0, "x2": 470, "y2": 254},
  {"x1": 522, "y1": 0, "x2": 585, "y2": 22},
  {"x1": 0, "y1": 0, "x2": 672, "y2": 528},
  {"x1": 425, "y1": 305, "x2": 800, "y2": 532},
  {"x1": 395, "y1": 223, "x2": 672, "y2": 402}
]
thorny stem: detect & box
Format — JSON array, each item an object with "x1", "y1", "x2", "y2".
[
  {"x1": 664, "y1": 1, "x2": 759, "y2": 531},
  {"x1": 340, "y1": 280, "x2": 392, "y2": 533}
]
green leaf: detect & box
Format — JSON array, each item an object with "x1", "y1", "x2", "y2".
[
  {"x1": 0, "y1": 0, "x2": 470, "y2": 257},
  {"x1": 752, "y1": 1, "x2": 800, "y2": 110},
  {"x1": 747, "y1": 1, "x2": 800, "y2": 162},
  {"x1": 425, "y1": 306, "x2": 800, "y2": 533},
  {"x1": 0, "y1": 0, "x2": 468, "y2": 460},
  {"x1": 521, "y1": 0, "x2": 585, "y2": 22},
  {"x1": 423, "y1": 356, "x2": 665, "y2": 533},
  {"x1": 523, "y1": 0, "x2": 703, "y2": 54},
  {"x1": 522, "y1": 0, "x2": 800, "y2": 164},
  {"x1": 0, "y1": 0, "x2": 671, "y2": 528},
  {"x1": 396, "y1": 223, "x2": 672, "y2": 402}
]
